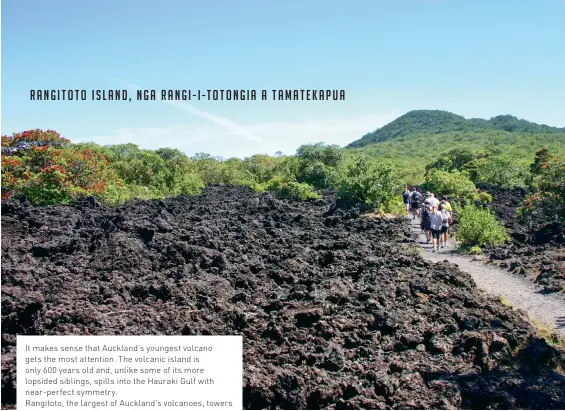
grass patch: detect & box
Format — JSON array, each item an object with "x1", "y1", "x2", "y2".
[
  {"x1": 364, "y1": 212, "x2": 402, "y2": 220},
  {"x1": 467, "y1": 245, "x2": 483, "y2": 255},
  {"x1": 500, "y1": 295, "x2": 512, "y2": 307},
  {"x1": 528, "y1": 315, "x2": 565, "y2": 349},
  {"x1": 403, "y1": 245, "x2": 422, "y2": 255}
]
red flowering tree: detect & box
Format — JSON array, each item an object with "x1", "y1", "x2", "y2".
[
  {"x1": 529, "y1": 146, "x2": 556, "y2": 176},
  {"x1": 1, "y1": 129, "x2": 70, "y2": 155},
  {"x1": 1, "y1": 129, "x2": 125, "y2": 205}
]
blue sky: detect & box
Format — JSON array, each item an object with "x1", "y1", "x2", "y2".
[{"x1": 2, "y1": 0, "x2": 564, "y2": 158}]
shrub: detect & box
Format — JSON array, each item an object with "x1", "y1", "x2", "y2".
[
  {"x1": 337, "y1": 156, "x2": 401, "y2": 212},
  {"x1": 479, "y1": 191, "x2": 493, "y2": 203},
  {"x1": 243, "y1": 154, "x2": 281, "y2": 183},
  {"x1": 468, "y1": 245, "x2": 483, "y2": 255},
  {"x1": 105, "y1": 144, "x2": 204, "y2": 198},
  {"x1": 297, "y1": 161, "x2": 340, "y2": 189},
  {"x1": 214, "y1": 158, "x2": 256, "y2": 186},
  {"x1": 14, "y1": 164, "x2": 75, "y2": 205},
  {"x1": 100, "y1": 182, "x2": 134, "y2": 207},
  {"x1": 273, "y1": 156, "x2": 301, "y2": 182},
  {"x1": 294, "y1": 143, "x2": 344, "y2": 189},
  {"x1": 423, "y1": 169, "x2": 479, "y2": 201},
  {"x1": 265, "y1": 178, "x2": 321, "y2": 201},
  {"x1": 109, "y1": 147, "x2": 168, "y2": 188},
  {"x1": 455, "y1": 204, "x2": 510, "y2": 248},
  {"x1": 249, "y1": 182, "x2": 268, "y2": 193},
  {"x1": 188, "y1": 154, "x2": 258, "y2": 187}
]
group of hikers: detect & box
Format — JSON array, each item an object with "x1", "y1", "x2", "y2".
[{"x1": 402, "y1": 187, "x2": 453, "y2": 252}]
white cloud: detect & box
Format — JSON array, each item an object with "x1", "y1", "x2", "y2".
[
  {"x1": 97, "y1": 78, "x2": 399, "y2": 158},
  {"x1": 80, "y1": 112, "x2": 400, "y2": 159},
  {"x1": 167, "y1": 101, "x2": 262, "y2": 143},
  {"x1": 113, "y1": 78, "x2": 262, "y2": 143}
]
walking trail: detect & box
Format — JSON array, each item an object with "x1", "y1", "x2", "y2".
[{"x1": 407, "y1": 216, "x2": 565, "y2": 340}]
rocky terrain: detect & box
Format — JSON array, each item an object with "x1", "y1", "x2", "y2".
[
  {"x1": 477, "y1": 183, "x2": 565, "y2": 294},
  {"x1": 2, "y1": 186, "x2": 565, "y2": 409}
]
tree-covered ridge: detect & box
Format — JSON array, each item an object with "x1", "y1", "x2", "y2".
[
  {"x1": 346, "y1": 110, "x2": 565, "y2": 148},
  {"x1": 349, "y1": 129, "x2": 565, "y2": 184}
]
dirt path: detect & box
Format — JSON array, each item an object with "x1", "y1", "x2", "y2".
[{"x1": 408, "y1": 216, "x2": 565, "y2": 340}]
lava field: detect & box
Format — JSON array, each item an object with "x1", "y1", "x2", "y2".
[
  {"x1": 477, "y1": 183, "x2": 565, "y2": 294},
  {"x1": 2, "y1": 186, "x2": 565, "y2": 409}
]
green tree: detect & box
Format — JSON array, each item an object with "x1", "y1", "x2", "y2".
[
  {"x1": 294, "y1": 143, "x2": 344, "y2": 189},
  {"x1": 521, "y1": 157, "x2": 565, "y2": 223},
  {"x1": 155, "y1": 147, "x2": 188, "y2": 161},
  {"x1": 425, "y1": 147, "x2": 480, "y2": 174},
  {"x1": 337, "y1": 156, "x2": 402, "y2": 212},
  {"x1": 296, "y1": 142, "x2": 343, "y2": 167},
  {"x1": 473, "y1": 155, "x2": 529, "y2": 188},
  {"x1": 530, "y1": 146, "x2": 557, "y2": 176},
  {"x1": 423, "y1": 169, "x2": 479, "y2": 201},
  {"x1": 106, "y1": 145, "x2": 203, "y2": 198},
  {"x1": 243, "y1": 154, "x2": 280, "y2": 183}
]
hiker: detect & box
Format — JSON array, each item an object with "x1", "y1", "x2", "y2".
[
  {"x1": 420, "y1": 200, "x2": 432, "y2": 242},
  {"x1": 439, "y1": 196, "x2": 452, "y2": 217},
  {"x1": 429, "y1": 203, "x2": 443, "y2": 252},
  {"x1": 439, "y1": 196, "x2": 453, "y2": 223},
  {"x1": 439, "y1": 197, "x2": 453, "y2": 245},
  {"x1": 402, "y1": 187, "x2": 411, "y2": 214},
  {"x1": 425, "y1": 192, "x2": 440, "y2": 208},
  {"x1": 439, "y1": 202, "x2": 451, "y2": 249},
  {"x1": 410, "y1": 188, "x2": 422, "y2": 219}
]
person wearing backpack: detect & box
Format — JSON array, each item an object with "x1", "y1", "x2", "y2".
[
  {"x1": 439, "y1": 202, "x2": 451, "y2": 249},
  {"x1": 439, "y1": 197, "x2": 453, "y2": 243},
  {"x1": 410, "y1": 189, "x2": 422, "y2": 219},
  {"x1": 420, "y1": 200, "x2": 432, "y2": 243},
  {"x1": 439, "y1": 197, "x2": 452, "y2": 218},
  {"x1": 429, "y1": 204, "x2": 443, "y2": 252}
]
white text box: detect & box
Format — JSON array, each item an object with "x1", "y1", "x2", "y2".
[{"x1": 17, "y1": 335, "x2": 242, "y2": 410}]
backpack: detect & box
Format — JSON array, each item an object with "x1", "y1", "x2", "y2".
[
  {"x1": 423, "y1": 207, "x2": 431, "y2": 222},
  {"x1": 412, "y1": 192, "x2": 420, "y2": 201},
  {"x1": 441, "y1": 210, "x2": 450, "y2": 227}
]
